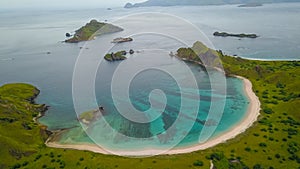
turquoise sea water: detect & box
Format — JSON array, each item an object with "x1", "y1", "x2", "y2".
[
  {"x1": 0, "y1": 3, "x2": 299, "y2": 151},
  {"x1": 54, "y1": 43, "x2": 250, "y2": 150},
  {"x1": 58, "y1": 55, "x2": 248, "y2": 150}
]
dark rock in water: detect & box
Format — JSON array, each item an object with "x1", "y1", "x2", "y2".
[
  {"x1": 238, "y1": 3, "x2": 263, "y2": 7},
  {"x1": 129, "y1": 49, "x2": 134, "y2": 54},
  {"x1": 107, "y1": 8, "x2": 112, "y2": 10},
  {"x1": 65, "y1": 33, "x2": 71, "y2": 37},
  {"x1": 46, "y1": 52, "x2": 51, "y2": 54},
  {"x1": 124, "y1": 2, "x2": 134, "y2": 8},
  {"x1": 169, "y1": 51, "x2": 175, "y2": 56},
  {"x1": 213, "y1": 31, "x2": 258, "y2": 38},
  {"x1": 112, "y1": 37, "x2": 133, "y2": 43}
]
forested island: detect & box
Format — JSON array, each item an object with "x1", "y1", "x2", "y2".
[
  {"x1": 104, "y1": 51, "x2": 127, "y2": 61},
  {"x1": 213, "y1": 31, "x2": 258, "y2": 38},
  {"x1": 65, "y1": 20, "x2": 123, "y2": 43}
]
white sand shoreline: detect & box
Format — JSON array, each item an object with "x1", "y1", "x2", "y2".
[{"x1": 46, "y1": 76, "x2": 261, "y2": 156}]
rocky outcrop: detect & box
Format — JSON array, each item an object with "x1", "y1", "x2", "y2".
[
  {"x1": 124, "y1": 2, "x2": 134, "y2": 8},
  {"x1": 213, "y1": 32, "x2": 258, "y2": 38},
  {"x1": 111, "y1": 37, "x2": 133, "y2": 43},
  {"x1": 79, "y1": 107, "x2": 106, "y2": 125}
]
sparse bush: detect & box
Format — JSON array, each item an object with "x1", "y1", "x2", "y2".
[
  {"x1": 245, "y1": 147, "x2": 251, "y2": 152},
  {"x1": 263, "y1": 108, "x2": 274, "y2": 114},
  {"x1": 276, "y1": 82, "x2": 285, "y2": 88},
  {"x1": 11, "y1": 163, "x2": 21, "y2": 169},
  {"x1": 253, "y1": 164, "x2": 263, "y2": 169},
  {"x1": 193, "y1": 160, "x2": 204, "y2": 166},
  {"x1": 259, "y1": 143, "x2": 267, "y2": 147},
  {"x1": 253, "y1": 133, "x2": 259, "y2": 137},
  {"x1": 34, "y1": 154, "x2": 42, "y2": 161},
  {"x1": 49, "y1": 152, "x2": 54, "y2": 158},
  {"x1": 22, "y1": 161, "x2": 29, "y2": 166}
]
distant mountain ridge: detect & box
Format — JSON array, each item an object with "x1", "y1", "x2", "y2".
[{"x1": 124, "y1": 0, "x2": 300, "y2": 8}]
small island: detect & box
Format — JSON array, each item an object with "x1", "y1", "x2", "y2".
[
  {"x1": 112, "y1": 37, "x2": 133, "y2": 43},
  {"x1": 104, "y1": 50, "x2": 127, "y2": 61},
  {"x1": 238, "y1": 3, "x2": 263, "y2": 7},
  {"x1": 213, "y1": 31, "x2": 258, "y2": 38},
  {"x1": 65, "y1": 19, "x2": 123, "y2": 43}
]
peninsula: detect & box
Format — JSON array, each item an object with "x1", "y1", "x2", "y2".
[
  {"x1": 44, "y1": 41, "x2": 300, "y2": 168},
  {"x1": 1, "y1": 44, "x2": 299, "y2": 168},
  {"x1": 213, "y1": 31, "x2": 258, "y2": 38},
  {"x1": 65, "y1": 20, "x2": 123, "y2": 43}
]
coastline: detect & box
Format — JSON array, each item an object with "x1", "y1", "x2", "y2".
[{"x1": 45, "y1": 75, "x2": 261, "y2": 156}]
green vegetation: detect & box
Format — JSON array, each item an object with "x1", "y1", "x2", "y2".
[
  {"x1": 104, "y1": 50, "x2": 127, "y2": 61},
  {"x1": 176, "y1": 41, "x2": 220, "y2": 67},
  {"x1": 213, "y1": 31, "x2": 258, "y2": 38},
  {"x1": 0, "y1": 83, "x2": 49, "y2": 168},
  {"x1": 65, "y1": 20, "x2": 123, "y2": 43},
  {"x1": 0, "y1": 41, "x2": 299, "y2": 168}
]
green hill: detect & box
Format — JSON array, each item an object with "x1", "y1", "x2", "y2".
[
  {"x1": 0, "y1": 43, "x2": 299, "y2": 168},
  {"x1": 65, "y1": 20, "x2": 123, "y2": 43}
]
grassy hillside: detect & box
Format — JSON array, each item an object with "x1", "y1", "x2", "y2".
[
  {"x1": 0, "y1": 45, "x2": 299, "y2": 168},
  {"x1": 210, "y1": 52, "x2": 300, "y2": 168},
  {"x1": 0, "y1": 84, "x2": 49, "y2": 168},
  {"x1": 65, "y1": 20, "x2": 123, "y2": 43}
]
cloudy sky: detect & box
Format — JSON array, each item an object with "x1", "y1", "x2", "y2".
[{"x1": 0, "y1": 0, "x2": 145, "y2": 9}]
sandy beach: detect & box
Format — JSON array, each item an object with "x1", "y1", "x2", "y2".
[{"x1": 46, "y1": 76, "x2": 261, "y2": 156}]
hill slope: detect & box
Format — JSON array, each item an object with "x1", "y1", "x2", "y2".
[{"x1": 124, "y1": 0, "x2": 300, "y2": 8}]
